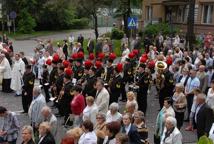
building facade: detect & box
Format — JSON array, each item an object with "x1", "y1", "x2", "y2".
[{"x1": 142, "y1": 0, "x2": 214, "y2": 34}]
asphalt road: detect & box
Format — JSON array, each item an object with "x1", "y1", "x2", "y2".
[{"x1": 0, "y1": 27, "x2": 197, "y2": 144}]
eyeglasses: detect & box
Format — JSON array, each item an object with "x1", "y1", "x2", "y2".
[{"x1": 96, "y1": 117, "x2": 103, "y2": 119}]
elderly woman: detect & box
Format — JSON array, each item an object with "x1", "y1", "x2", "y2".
[
  {"x1": 38, "y1": 122, "x2": 55, "y2": 144},
  {"x1": 64, "y1": 127, "x2": 83, "y2": 144},
  {"x1": 106, "y1": 103, "x2": 122, "y2": 123},
  {"x1": 94, "y1": 113, "x2": 107, "y2": 143},
  {"x1": 83, "y1": 96, "x2": 98, "y2": 125},
  {"x1": 172, "y1": 83, "x2": 187, "y2": 130},
  {"x1": 155, "y1": 98, "x2": 175, "y2": 144},
  {"x1": 161, "y1": 116, "x2": 182, "y2": 144},
  {"x1": 133, "y1": 111, "x2": 148, "y2": 144},
  {"x1": 78, "y1": 120, "x2": 97, "y2": 144},
  {"x1": 115, "y1": 133, "x2": 129, "y2": 144},
  {"x1": 21, "y1": 125, "x2": 35, "y2": 144},
  {"x1": 206, "y1": 80, "x2": 214, "y2": 110}
]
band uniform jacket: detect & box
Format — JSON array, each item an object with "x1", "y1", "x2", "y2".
[
  {"x1": 22, "y1": 72, "x2": 35, "y2": 96},
  {"x1": 109, "y1": 74, "x2": 123, "y2": 103},
  {"x1": 105, "y1": 66, "x2": 114, "y2": 83},
  {"x1": 96, "y1": 67, "x2": 105, "y2": 78},
  {"x1": 73, "y1": 65, "x2": 84, "y2": 81},
  {"x1": 42, "y1": 70, "x2": 49, "y2": 85},
  {"x1": 83, "y1": 75, "x2": 97, "y2": 97},
  {"x1": 55, "y1": 74, "x2": 64, "y2": 95},
  {"x1": 136, "y1": 72, "x2": 150, "y2": 93},
  {"x1": 123, "y1": 63, "x2": 134, "y2": 83},
  {"x1": 60, "y1": 81, "x2": 73, "y2": 115},
  {"x1": 49, "y1": 67, "x2": 58, "y2": 86}
]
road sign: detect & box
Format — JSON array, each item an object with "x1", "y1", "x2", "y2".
[
  {"x1": 128, "y1": 17, "x2": 137, "y2": 29},
  {"x1": 9, "y1": 11, "x2": 17, "y2": 19}
]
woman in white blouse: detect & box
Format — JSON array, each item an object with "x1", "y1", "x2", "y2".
[
  {"x1": 106, "y1": 103, "x2": 122, "y2": 123},
  {"x1": 206, "y1": 80, "x2": 214, "y2": 110},
  {"x1": 82, "y1": 96, "x2": 98, "y2": 125}
]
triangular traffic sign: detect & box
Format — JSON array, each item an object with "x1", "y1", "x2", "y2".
[{"x1": 128, "y1": 18, "x2": 136, "y2": 27}]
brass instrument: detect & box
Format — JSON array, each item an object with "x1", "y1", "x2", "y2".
[
  {"x1": 56, "y1": 84, "x2": 65, "y2": 103},
  {"x1": 155, "y1": 61, "x2": 167, "y2": 91}
]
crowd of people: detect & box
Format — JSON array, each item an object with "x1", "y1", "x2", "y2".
[{"x1": 0, "y1": 31, "x2": 214, "y2": 144}]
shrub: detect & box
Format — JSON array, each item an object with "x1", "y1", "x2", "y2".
[
  {"x1": 144, "y1": 23, "x2": 179, "y2": 36},
  {"x1": 70, "y1": 18, "x2": 90, "y2": 29},
  {"x1": 18, "y1": 9, "x2": 36, "y2": 34},
  {"x1": 111, "y1": 28, "x2": 124, "y2": 40},
  {"x1": 197, "y1": 135, "x2": 213, "y2": 144}
]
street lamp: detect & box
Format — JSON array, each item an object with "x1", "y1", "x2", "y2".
[{"x1": 168, "y1": 7, "x2": 173, "y2": 49}]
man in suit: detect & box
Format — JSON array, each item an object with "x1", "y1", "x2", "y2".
[
  {"x1": 121, "y1": 113, "x2": 142, "y2": 144},
  {"x1": 95, "y1": 79, "x2": 110, "y2": 114},
  {"x1": 194, "y1": 93, "x2": 214, "y2": 139}
]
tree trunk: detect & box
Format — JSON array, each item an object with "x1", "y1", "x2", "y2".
[
  {"x1": 186, "y1": 0, "x2": 195, "y2": 51},
  {"x1": 123, "y1": 0, "x2": 131, "y2": 38},
  {"x1": 93, "y1": 13, "x2": 99, "y2": 41}
]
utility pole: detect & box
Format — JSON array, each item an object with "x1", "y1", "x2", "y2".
[{"x1": 186, "y1": 0, "x2": 196, "y2": 51}]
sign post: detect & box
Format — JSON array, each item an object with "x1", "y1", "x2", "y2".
[
  {"x1": 9, "y1": 11, "x2": 17, "y2": 34},
  {"x1": 127, "y1": 17, "x2": 138, "y2": 38}
]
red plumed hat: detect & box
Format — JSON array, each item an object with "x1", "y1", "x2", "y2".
[
  {"x1": 95, "y1": 61, "x2": 102, "y2": 68},
  {"x1": 142, "y1": 53, "x2": 148, "y2": 59},
  {"x1": 63, "y1": 60, "x2": 70, "y2": 68},
  {"x1": 128, "y1": 52, "x2": 135, "y2": 59},
  {"x1": 166, "y1": 56, "x2": 173, "y2": 65},
  {"x1": 109, "y1": 53, "x2": 116, "y2": 60},
  {"x1": 148, "y1": 60, "x2": 155, "y2": 69},
  {"x1": 89, "y1": 53, "x2": 95, "y2": 60},
  {"x1": 84, "y1": 60, "x2": 93, "y2": 69},
  {"x1": 116, "y1": 63, "x2": 123, "y2": 72},
  {"x1": 64, "y1": 68, "x2": 73, "y2": 76},
  {"x1": 52, "y1": 53, "x2": 60, "y2": 62},
  {"x1": 71, "y1": 53, "x2": 78, "y2": 60},
  {"x1": 98, "y1": 53, "x2": 105, "y2": 60},
  {"x1": 77, "y1": 51, "x2": 84, "y2": 59},
  {"x1": 132, "y1": 49, "x2": 139, "y2": 56},
  {"x1": 140, "y1": 57, "x2": 147, "y2": 63},
  {"x1": 46, "y1": 59, "x2": 52, "y2": 65}
]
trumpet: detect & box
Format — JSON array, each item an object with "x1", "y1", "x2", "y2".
[{"x1": 56, "y1": 84, "x2": 65, "y2": 103}]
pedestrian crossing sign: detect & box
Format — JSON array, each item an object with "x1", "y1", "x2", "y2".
[{"x1": 128, "y1": 17, "x2": 137, "y2": 29}]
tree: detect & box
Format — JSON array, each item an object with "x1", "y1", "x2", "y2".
[
  {"x1": 113, "y1": 0, "x2": 143, "y2": 37},
  {"x1": 72, "y1": 0, "x2": 112, "y2": 40},
  {"x1": 17, "y1": 8, "x2": 36, "y2": 33}
]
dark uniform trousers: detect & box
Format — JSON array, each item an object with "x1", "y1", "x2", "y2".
[{"x1": 22, "y1": 72, "x2": 35, "y2": 113}]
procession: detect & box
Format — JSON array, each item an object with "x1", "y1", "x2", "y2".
[{"x1": 1, "y1": 0, "x2": 214, "y2": 144}]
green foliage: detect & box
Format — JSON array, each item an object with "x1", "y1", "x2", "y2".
[
  {"x1": 17, "y1": 9, "x2": 36, "y2": 34},
  {"x1": 111, "y1": 28, "x2": 124, "y2": 40},
  {"x1": 197, "y1": 135, "x2": 213, "y2": 144},
  {"x1": 70, "y1": 18, "x2": 90, "y2": 29},
  {"x1": 144, "y1": 23, "x2": 179, "y2": 36}
]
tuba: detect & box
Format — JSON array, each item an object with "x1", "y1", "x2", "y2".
[{"x1": 155, "y1": 61, "x2": 167, "y2": 91}]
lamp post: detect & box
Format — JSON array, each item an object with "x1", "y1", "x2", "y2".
[{"x1": 169, "y1": 7, "x2": 173, "y2": 49}]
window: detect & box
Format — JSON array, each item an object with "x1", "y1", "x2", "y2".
[
  {"x1": 202, "y1": 5, "x2": 213, "y2": 24},
  {"x1": 146, "y1": 6, "x2": 152, "y2": 21}
]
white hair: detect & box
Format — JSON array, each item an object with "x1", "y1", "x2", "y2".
[
  {"x1": 22, "y1": 125, "x2": 33, "y2": 134},
  {"x1": 197, "y1": 93, "x2": 206, "y2": 101},
  {"x1": 109, "y1": 102, "x2": 119, "y2": 111},
  {"x1": 41, "y1": 106, "x2": 51, "y2": 113},
  {"x1": 33, "y1": 86, "x2": 42, "y2": 96},
  {"x1": 166, "y1": 116, "x2": 177, "y2": 127}
]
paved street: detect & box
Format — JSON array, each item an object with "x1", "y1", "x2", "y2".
[{"x1": 0, "y1": 27, "x2": 197, "y2": 144}]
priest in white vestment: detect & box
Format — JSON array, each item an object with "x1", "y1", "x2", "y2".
[{"x1": 10, "y1": 53, "x2": 25, "y2": 96}]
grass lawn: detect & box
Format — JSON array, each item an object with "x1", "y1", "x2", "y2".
[{"x1": 4, "y1": 29, "x2": 78, "y2": 40}]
